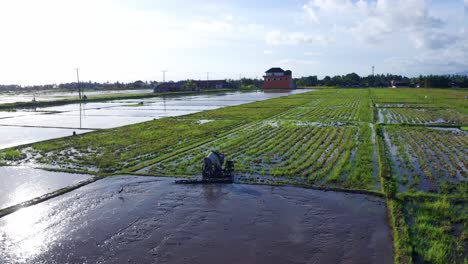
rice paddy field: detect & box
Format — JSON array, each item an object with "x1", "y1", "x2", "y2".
[{"x1": 0, "y1": 88, "x2": 467, "y2": 263}]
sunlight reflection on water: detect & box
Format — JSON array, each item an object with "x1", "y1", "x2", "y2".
[{"x1": 1, "y1": 205, "x2": 49, "y2": 263}]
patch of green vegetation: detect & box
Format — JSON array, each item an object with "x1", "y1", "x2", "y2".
[
  {"x1": 400, "y1": 196, "x2": 467, "y2": 264},
  {"x1": 0, "y1": 149, "x2": 23, "y2": 161},
  {"x1": 240, "y1": 84, "x2": 257, "y2": 91}
]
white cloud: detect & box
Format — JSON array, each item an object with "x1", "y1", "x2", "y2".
[
  {"x1": 385, "y1": 37, "x2": 468, "y2": 75},
  {"x1": 275, "y1": 59, "x2": 318, "y2": 66},
  {"x1": 302, "y1": 0, "x2": 451, "y2": 49},
  {"x1": 304, "y1": 51, "x2": 322, "y2": 56},
  {"x1": 190, "y1": 16, "x2": 262, "y2": 43},
  {"x1": 190, "y1": 15, "x2": 260, "y2": 33},
  {"x1": 191, "y1": 20, "x2": 235, "y2": 32},
  {"x1": 302, "y1": 4, "x2": 318, "y2": 23},
  {"x1": 411, "y1": 31, "x2": 459, "y2": 49},
  {"x1": 266, "y1": 30, "x2": 331, "y2": 45}
]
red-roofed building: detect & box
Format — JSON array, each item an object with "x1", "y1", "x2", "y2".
[{"x1": 262, "y1": 67, "x2": 296, "y2": 89}]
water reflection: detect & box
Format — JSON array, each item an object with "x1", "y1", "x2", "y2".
[
  {"x1": 201, "y1": 184, "x2": 224, "y2": 203},
  {"x1": 0, "y1": 205, "x2": 49, "y2": 263},
  {"x1": 0, "y1": 167, "x2": 92, "y2": 210}
]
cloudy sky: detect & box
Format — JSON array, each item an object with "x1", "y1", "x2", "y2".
[{"x1": 0, "y1": 0, "x2": 466, "y2": 85}]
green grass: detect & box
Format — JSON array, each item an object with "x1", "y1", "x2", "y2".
[
  {"x1": 399, "y1": 196, "x2": 467, "y2": 264},
  {"x1": 0, "y1": 149, "x2": 23, "y2": 161}
]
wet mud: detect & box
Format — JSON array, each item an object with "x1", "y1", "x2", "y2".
[{"x1": 0, "y1": 176, "x2": 393, "y2": 264}]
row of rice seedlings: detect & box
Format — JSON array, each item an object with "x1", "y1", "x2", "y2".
[
  {"x1": 357, "y1": 95, "x2": 372, "y2": 122},
  {"x1": 385, "y1": 127, "x2": 432, "y2": 191},
  {"x1": 237, "y1": 127, "x2": 319, "y2": 175},
  {"x1": 270, "y1": 127, "x2": 336, "y2": 176},
  {"x1": 239, "y1": 126, "x2": 320, "y2": 175},
  {"x1": 268, "y1": 127, "x2": 326, "y2": 169},
  {"x1": 384, "y1": 108, "x2": 429, "y2": 124},
  {"x1": 314, "y1": 126, "x2": 356, "y2": 183},
  {"x1": 243, "y1": 126, "x2": 304, "y2": 159},
  {"x1": 386, "y1": 127, "x2": 467, "y2": 192},
  {"x1": 305, "y1": 127, "x2": 351, "y2": 180},
  {"x1": 408, "y1": 129, "x2": 466, "y2": 179},
  {"x1": 345, "y1": 124, "x2": 375, "y2": 189},
  {"x1": 152, "y1": 123, "x2": 311, "y2": 175},
  {"x1": 325, "y1": 127, "x2": 358, "y2": 184},
  {"x1": 381, "y1": 108, "x2": 468, "y2": 125},
  {"x1": 148, "y1": 123, "x2": 272, "y2": 174},
  {"x1": 228, "y1": 126, "x2": 285, "y2": 160},
  {"x1": 385, "y1": 126, "x2": 417, "y2": 189},
  {"x1": 405, "y1": 130, "x2": 450, "y2": 180},
  {"x1": 427, "y1": 131, "x2": 468, "y2": 170},
  {"x1": 312, "y1": 96, "x2": 361, "y2": 108},
  {"x1": 411, "y1": 133, "x2": 455, "y2": 179},
  {"x1": 233, "y1": 127, "x2": 301, "y2": 172},
  {"x1": 280, "y1": 105, "x2": 360, "y2": 122},
  {"x1": 296, "y1": 127, "x2": 347, "y2": 177}
]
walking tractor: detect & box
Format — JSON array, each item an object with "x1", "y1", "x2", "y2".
[{"x1": 175, "y1": 151, "x2": 234, "y2": 184}]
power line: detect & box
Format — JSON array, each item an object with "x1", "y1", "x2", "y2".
[
  {"x1": 161, "y1": 70, "x2": 167, "y2": 82},
  {"x1": 75, "y1": 68, "x2": 81, "y2": 99}
]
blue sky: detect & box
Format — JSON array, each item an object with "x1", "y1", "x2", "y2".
[{"x1": 0, "y1": 0, "x2": 466, "y2": 85}]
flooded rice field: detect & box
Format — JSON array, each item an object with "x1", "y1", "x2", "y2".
[
  {"x1": 0, "y1": 166, "x2": 92, "y2": 210},
  {"x1": 0, "y1": 127, "x2": 91, "y2": 149},
  {"x1": 0, "y1": 90, "x2": 307, "y2": 149},
  {"x1": 0, "y1": 176, "x2": 393, "y2": 264},
  {"x1": 0, "y1": 89, "x2": 153, "y2": 104}
]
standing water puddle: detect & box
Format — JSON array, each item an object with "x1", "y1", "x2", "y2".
[{"x1": 0, "y1": 166, "x2": 93, "y2": 210}]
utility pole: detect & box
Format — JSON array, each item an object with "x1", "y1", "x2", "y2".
[
  {"x1": 372, "y1": 65, "x2": 375, "y2": 76},
  {"x1": 206, "y1": 72, "x2": 209, "y2": 81},
  {"x1": 162, "y1": 70, "x2": 167, "y2": 82},
  {"x1": 75, "y1": 68, "x2": 81, "y2": 99}
]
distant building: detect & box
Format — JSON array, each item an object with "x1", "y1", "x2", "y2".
[
  {"x1": 262, "y1": 68, "x2": 296, "y2": 89},
  {"x1": 390, "y1": 80, "x2": 411, "y2": 88}
]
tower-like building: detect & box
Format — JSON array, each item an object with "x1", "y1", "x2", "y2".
[{"x1": 262, "y1": 68, "x2": 296, "y2": 89}]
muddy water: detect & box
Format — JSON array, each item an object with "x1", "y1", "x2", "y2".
[
  {"x1": 0, "y1": 176, "x2": 392, "y2": 264},
  {"x1": 0, "y1": 167, "x2": 93, "y2": 210}
]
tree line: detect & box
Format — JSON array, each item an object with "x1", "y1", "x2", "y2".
[
  {"x1": 1, "y1": 74, "x2": 467, "y2": 92},
  {"x1": 0, "y1": 80, "x2": 158, "y2": 92},
  {"x1": 294, "y1": 73, "x2": 468, "y2": 88}
]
